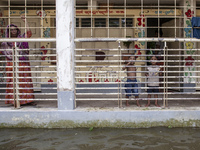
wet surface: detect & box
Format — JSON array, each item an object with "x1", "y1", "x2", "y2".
[{"x1": 0, "y1": 127, "x2": 200, "y2": 150}]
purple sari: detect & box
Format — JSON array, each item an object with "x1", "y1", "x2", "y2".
[{"x1": 1, "y1": 24, "x2": 29, "y2": 60}]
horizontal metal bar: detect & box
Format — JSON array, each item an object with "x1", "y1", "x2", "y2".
[
  {"x1": 66, "y1": 76, "x2": 200, "y2": 79},
  {"x1": 12, "y1": 77, "x2": 57, "y2": 79},
  {"x1": 0, "y1": 60, "x2": 56, "y2": 63},
  {"x1": 164, "y1": 98, "x2": 200, "y2": 100},
  {"x1": 75, "y1": 38, "x2": 200, "y2": 42},
  {"x1": 0, "y1": 99, "x2": 57, "y2": 101},
  {"x1": 75, "y1": 92, "x2": 200, "y2": 95},
  {"x1": 0, "y1": 66, "x2": 57, "y2": 68},
  {"x1": 75, "y1": 98, "x2": 200, "y2": 101},
  {"x1": 3, "y1": 87, "x2": 57, "y2": 90},
  {"x1": 74, "y1": 71, "x2": 200, "y2": 73},
  {"x1": 75, "y1": 48, "x2": 200, "y2": 51},
  {"x1": 75, "y1": 98, "x2": 164, "y2": 101},
  {"x1": 0, "y1": 93, "x2": 57, "y2": 95},
  {"x1": 0, "y1": 76, "x2": 57, "y2": 79},
  {"x1": 0, "y1": 48, "x2": 56, "y2": 51},
  {"x1": 76, "y1": 53, "x2": 200, "y2": 58},
  {"x1": 0, "y1": 38, "x2": 56, "y2": 42},
  {"x1": 75, "y1": 60, "x2": 200, "y2": 63},
  {"x1": 75, "y1": 82, "x2": 200, "y2": 85},
  {"x1": 1, "y1": 71, "x2": 57, "y2": 73},
  {"x1": 0, "y1": 82, "x2": 57, "y2": 85},
  {"x1": 75, "y1": 65, "x2": 200, "y2": 68}
]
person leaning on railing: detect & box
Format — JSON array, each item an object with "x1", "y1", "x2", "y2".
[{"x1": 1, "y1": 15, "x2": 36, "y2": 106}]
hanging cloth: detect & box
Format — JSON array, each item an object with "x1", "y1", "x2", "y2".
[{"x1": 191, "y1": 17, "x2": 200, "y2": 39}]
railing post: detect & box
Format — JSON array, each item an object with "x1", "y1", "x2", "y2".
[
  {"x1": 118, "y1": 41, "x2": 122, "y2": 108},
  {"x1": 56, "y1": 0, "x2": 75, "y2": 110},
  {"x1": 163, "y1": 42, "x2": 166, "y2": 108},
  {"x1": 13, "y1": 42, "x2": 20, "y2": 108}
]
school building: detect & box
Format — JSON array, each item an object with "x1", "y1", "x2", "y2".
[{"x1": 1, "y1": 0, "x2": 200, "y2": 128}]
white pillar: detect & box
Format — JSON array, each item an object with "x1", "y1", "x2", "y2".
[{"x1": 56, "y1": 0, "x2": 75, "y2": 110}]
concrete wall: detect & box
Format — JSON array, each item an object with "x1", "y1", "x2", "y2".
[{"x1": 1, "y1": 108, "x2": 200, "y2": 128}]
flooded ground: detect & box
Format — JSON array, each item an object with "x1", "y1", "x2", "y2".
[{"x1": 0, "y1": 127, "x2": 200, "y2": 150}]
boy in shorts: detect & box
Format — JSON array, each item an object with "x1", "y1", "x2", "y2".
[
  {"x1": 122, "y1": 54, "x2": 141, "y2": 107},
  {"x1": 145, "y1": 56, "x2": 162, "y2": 107}
]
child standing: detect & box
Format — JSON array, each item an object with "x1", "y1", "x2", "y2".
[
  {"x1": 122, "y1": 54, "x2": 141, "y2": 107},
  {"x1": 146, "y1": 56, "x2": 162, "y2": 107}
]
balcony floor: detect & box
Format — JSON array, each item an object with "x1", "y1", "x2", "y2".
[{"x1": 0, "y1": 94, "x2": 200, "y2": 110}]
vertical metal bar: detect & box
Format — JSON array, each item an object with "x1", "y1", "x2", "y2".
[
  {"x1": 8, "y1": 0, "x2": 10, "y2": 38},
  {"x1": 166, "y1": 43, "x2": 168, "y2": 107},
  {"x1": 12, "y1": 42, "x2": 20, "y2": 108},
  {"x1": 12, "y1": 42, "x2": 15, "y2": 107},
  {"x1": 25, "y1": 0, "x2": 27, "y2": 34},
  {"x1": 175, "y1": 0, "x2": 177, "y2": 38},
  {"x1": 90, "y1": 0, "x2": 92, "y2": 37},
  {"x1": 14, "y1": 42, "x2": 20, "y2": 108},
  {"x1": 107, "y1": 0, "x2": 109, "y2": 38},
  {"x1": 179, "y1": 14, "x2": 181, "y2": 91},
  {"x1": 41, "y1": 0, "x2": 43, "y2": 38},
  {"x1": 74, "y1": 0, "x2": 77, "y2": 108},
  {"x1": 141, "y1": 0, "x2": 143, "y2": 18},
  {"x1": 119, "y1": 41, "x2": 122, "y2": 108},
  {"x1": 124, "y1": 0, "x2": 126, "y2": 37},
  {"x1": 158, "y1": 0, "x2": 160, "y2": 38},
  {"x1": 118, "y1": 41, "x2": 121, "y2": 107},
  {"x1": 163, "y1": 41, "x2": 167, "y2": 108}
]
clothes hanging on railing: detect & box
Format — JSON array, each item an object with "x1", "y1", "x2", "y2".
[{"x1": 191, "y1": 17, "x2": 200, "y2": 39}]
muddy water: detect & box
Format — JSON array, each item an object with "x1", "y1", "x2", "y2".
[{"x1": 0, "y1": 127, "x2": 200, "y2": 150}]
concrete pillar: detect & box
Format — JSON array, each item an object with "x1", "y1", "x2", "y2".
[{"x1": 56, "y1": 0, "x2": 75, "y2": 110}]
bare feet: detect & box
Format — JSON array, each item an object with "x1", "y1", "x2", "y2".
[
  {"x1": 137, "y1": 101, "x2": 141, "y2": 107},
  {"x1": 145, "y1": 103, "x2": 150, "y2": 107},
  {"x1": 155, "y1": 103, "x2": 160, "y2": 107},
  {"x1": 126, "y1": 100, "x2": 130, "y2": 106}
]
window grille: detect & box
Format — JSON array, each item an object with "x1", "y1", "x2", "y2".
[{"x1": 0, "y1": 0, "x2": 57, "y2": 108}]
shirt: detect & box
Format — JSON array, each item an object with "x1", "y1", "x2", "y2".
[{"x1": 147, "y1": 65, "x2": 160, "y2": 86}]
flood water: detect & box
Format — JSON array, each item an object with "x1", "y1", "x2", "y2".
[{"x1": 0, "y1": 127, "x2": 200, "y2": 150}]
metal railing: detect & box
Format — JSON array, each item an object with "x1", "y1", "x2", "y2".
[
  {"x1": 0, "y1": 38, "x2": 57, "y2": 108},
  {"x1": 75, "y1": 38, "x2": 200, "y2": 108}
]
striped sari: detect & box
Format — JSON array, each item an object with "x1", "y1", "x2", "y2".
[
  {"x1": 5, "y1": 61, "x2": 34, "y2": 104},
  {"x1": 2, "y1": 24, "x2": 34, "y2": 105}
]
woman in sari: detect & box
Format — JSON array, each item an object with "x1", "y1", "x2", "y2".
[{"x1": 1, "y1": 15, "x2": 36, "y2": 106}]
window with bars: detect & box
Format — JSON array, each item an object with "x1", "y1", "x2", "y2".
[
  {"x1": 81, "y1": 18, "x2": 91, "y2": 27},
  {"x1": 95, "y1": 18, "x2": 106, "y2": 27},
  {"x1": 0, "y1": 0, "x2": 57, "y2": 108}
]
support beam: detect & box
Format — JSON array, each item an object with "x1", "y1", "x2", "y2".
[{"x1": 56, "y1": 0, "x2": 75, "y2": 110}]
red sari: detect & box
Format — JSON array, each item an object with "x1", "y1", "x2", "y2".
[{"x1": 5, "y1": 61, "x2": 34, "y2": 104}]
